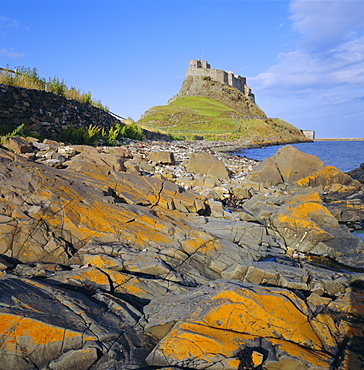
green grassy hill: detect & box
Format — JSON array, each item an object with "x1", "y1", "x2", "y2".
[
  {"x1": 138, "y1": 76, "x2": 309, "y2": 143},
  {"x1": 139, "y1": 97, "x2": 307, "y2": 144}
]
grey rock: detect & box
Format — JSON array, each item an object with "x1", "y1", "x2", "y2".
[
  {"x1": 148, "y1": 151, "x2": 175, "y2": 165},
  {"x1": 186, "y1": 152, "x2": 229, "y2": 179},
  {"x1": 3, "y1": 136, "x2": 33, "y2": 154}
]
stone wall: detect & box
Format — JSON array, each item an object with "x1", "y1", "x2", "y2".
[
  {"x1": 0, "y1": 84, "x2": 120, "y2": 138},
  {"x1": 186, "y1": 60, "x2": 255, "y2": 103}
]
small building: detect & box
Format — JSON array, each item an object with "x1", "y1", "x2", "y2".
[{"x1": 302, "y1": 130, "x2": 315, "y2": 140}]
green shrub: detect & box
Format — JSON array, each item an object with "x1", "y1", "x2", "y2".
[
  {"x1": 58, "y1": 124, "x2": 102, "y2": 145},
  {"x1": 92, "y1": 99, "x2": 109, "y2": 111},
  {"x1": 119, "y1": 123, "x2": 143, "y2": 140},
  {"x1": 47, "y1": 77, "x2": 66, "y2": 96},
  {"x1": 106, "y1": 122, "x2": 123, "y2": 145},
  {"x1": 58, "y1": 122, "x2": 143, "y2": 145},
  {"x1": 0, "y1": 124, "x2": 25, "y2": 146},
  {"x1": 85, "y1": 124, "x2": 102, "y2": 143},
  {"x1": 105, "y1": 122, "x2": 143, "y2": 144},
  {"x1": 171, "y1": 134, "x2": 184, "y2": 140},
  {"x1": 82, "y1": 91, "x2": 92, "y2": 105}
]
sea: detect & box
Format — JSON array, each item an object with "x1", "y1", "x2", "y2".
[
  {"x1": 233, "y1": 140, "x2": 364, "y2": 240},
  {"x1": 232, "y1": 140, "x2": 364, "y2": 173}
]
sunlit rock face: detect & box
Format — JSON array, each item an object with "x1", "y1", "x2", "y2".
[{"x1": 0, "y1": 142, "x2": 363, "y2": 369}]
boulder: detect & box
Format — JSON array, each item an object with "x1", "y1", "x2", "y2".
[
  {"x1": 273, "y1": 145, "x2": 325, "y2": 183},
  {"x1": 243, "y1": 189, "x2": 364, "y2": 267},
  {"x1": 247, "y1": 145, "x2": 325, "y2": 185},
  {"x1": 101, "y1": 145, "x2": 132, "y2": 158},
  {"x1": 347, "y1": 162, "x2": 364, "y2": 184},
  {"x1": 148, "y1": 151, "x2": 175, "y2": 165},
  {"x1": 246, "y1": 157, "x2": 282, "y2": 185},
  {"x1": 64, "y1": 152, "x2": 127, "y2": 172},
  {"x1": 296, "y1": 165, "x2": 355, "y2": 187},
  {"x1": 186, "y1": 152, "x2": 229, "y2": 179},
  {"x1": 3, "y1": 136, "x2": 33, "y2": 154},
  {"x1": 57, "y1": 145, "x2": 77, "y2": 158},
  {"x1": 123, "y1": 159, "x2": 141, "y2": 173},
  {"x1": 326, "y1": 198, "x2": 364, "y2": 223}
]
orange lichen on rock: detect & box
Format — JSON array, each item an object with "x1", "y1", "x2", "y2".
[
  {"x1": 149, "y1": 323, "x2": 256, "y2": 363},
  {"x1": 103, "y1": 270, "x2": 145, "y2": 296},
  {"x1": 295, "y1": 165, "x2": 353, "y2": 187},
  {"x1": 0, "y1": 313, "x2": 93, "y2": 349},
  {"x1": 180, "y1": 230, "x2": 217, "y2": 255},
  {"x1": 146, "y1": 283, "x2": 336, "y2": 368},
  {"x1": 285, "y1": 200, "x2": 334, "y2": 221},
  {"x1": 267, "y1": 338, "x2": 333, "y2": 368},
  {"x1": 281, "y1": 201, "x2": 339, "y2": 229},
  {"x1": 203, "y1": 289, "x2": 322, "y2": 350},
  {"x1": 81, "y1": 254, "x2": 122, "y2": 270},
  {"x1": 272, "y1": 198, "x2": 337, "y2": 251},
  {"x1": 285, "y1": 191, "x2": 322, "y2": 205},
  {"x1": 275, "y1": 213, "x2": 324, "y2": 233},
  {"x1": 62, "y1": 267, "x2": 111, "y2": 290}
]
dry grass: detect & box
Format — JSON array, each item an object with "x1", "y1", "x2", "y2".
[{"x1": 0, "y1": 66, "x2": 109, "y2": 111}]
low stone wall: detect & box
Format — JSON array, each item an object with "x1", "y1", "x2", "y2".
[{"x1": 0, "y1": 84, "x2": 120, "y2": 138}]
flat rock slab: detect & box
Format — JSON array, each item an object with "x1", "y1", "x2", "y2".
[
  {"x1": 142, "y1": 280, "x2": 338, "y2": 369},
  {"x1": 0, "y1": 274, "x2": 152, "y2": 369}
]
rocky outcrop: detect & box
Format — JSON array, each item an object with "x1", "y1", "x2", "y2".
[
  {"x1": 142, "y1": 281, "x2": 340, "y2": 369},
  {"x1": 0, "y1": 139, "x2": 363, "y2": 369},
  {"x1": 246, "y1": 145, "x2": 325, "y2": 185},
  {"x1": 347, "y1": 163, "x2": 364, "y2": 184}
]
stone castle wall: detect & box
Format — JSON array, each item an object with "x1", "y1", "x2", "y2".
[
  {"x1": 186, "y1": 67, "x2": 228, "y2": 85},
  {"x1": 0, "y1": 84, "x2": 120, "y2": 138},
  {"x1": 185, "y1": 60, "x2": 255, "y2": 103}
]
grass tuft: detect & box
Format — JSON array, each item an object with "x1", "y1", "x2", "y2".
[{"x1": 0, "y1": 66, "x2": 109, "y2": 111}]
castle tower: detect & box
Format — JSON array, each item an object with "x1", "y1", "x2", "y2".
[
  {"x1": 188, "y1": 59, "x2": 210, "y2": 69},
  {"x1": 185, "y1": 60, "x2": 255, "y2": 103}
]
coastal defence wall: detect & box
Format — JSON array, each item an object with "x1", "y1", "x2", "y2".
[{"x1": 0, "y1": 84, "x2": 120, "y2": 138}]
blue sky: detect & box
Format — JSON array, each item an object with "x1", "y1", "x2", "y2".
[{"x1": 1, "y1": 0, "x2": 363, "y2": 138}]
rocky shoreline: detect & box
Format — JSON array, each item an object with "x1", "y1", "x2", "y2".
[{"x1": 0, "y1": 136, "x2": 363, "y2": 369}]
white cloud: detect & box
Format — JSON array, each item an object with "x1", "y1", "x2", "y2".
[
  {"x1": 250, "y1": 0, "x2": 364, "y2": 95},
  {"x1": 0, "y1": 16, "x2": 23, "y2": 29},
  {"x1": 0, "y1": 48, "x2": 25, "y2": 59},
  {"x1": 290, "y1": 0, "x2": 364, "y2": 52},
  {"x1": 248, "y1": 1, "x2": 364, "y2": 138}
]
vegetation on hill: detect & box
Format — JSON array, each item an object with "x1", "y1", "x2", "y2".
[
  {"x1": 174, "y1": 76, "x2": 267, "y2": 118},
  {"x1": 138, "y1": 76, "x2": 308, "y2": 143},
  {"x1": 139, "y1": 95, "x2": 305, "y2": 142},
  {"x1": 0, "y1": 66, "x2": 108, "y2": 111}
]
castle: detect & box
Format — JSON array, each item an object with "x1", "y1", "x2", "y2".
[{"x1": 186, "y1": 59, "x2": 255, "y2": 103}]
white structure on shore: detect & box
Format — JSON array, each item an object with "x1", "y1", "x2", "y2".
[{"x1": 302, "y1": 130, "x2": 315, "y2": 140}]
